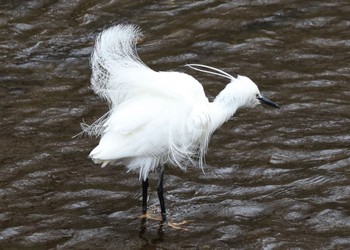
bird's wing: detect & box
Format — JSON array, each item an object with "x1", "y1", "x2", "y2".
[
  {"x1": 90, "y1": 24, "x2": 205, "y2": 107},
  {"x1": 85, "y1": 24, "x2": 208, "y2": 137},
  {"x1": 89, "y1": 95, "x2": 197, "y2": 180},
  {"x1": 90, "y1": 96, "x2": 195, "y2": 160}
]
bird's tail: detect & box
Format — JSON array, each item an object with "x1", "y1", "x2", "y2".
[{"x1": 90, "y1": 24, "x2": 145, "y2": 103}]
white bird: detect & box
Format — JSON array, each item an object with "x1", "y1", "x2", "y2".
[{"x1": 82, "y1": 24, "x2": 279, "y2": 222}]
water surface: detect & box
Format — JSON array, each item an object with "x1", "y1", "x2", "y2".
[{"x1": 1, "y1": 1, "x2": 350, "y2": 249}]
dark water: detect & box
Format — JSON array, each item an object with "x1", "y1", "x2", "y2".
[{"x1": 1, "y1": 1, "x2": 350, "y2": 249}]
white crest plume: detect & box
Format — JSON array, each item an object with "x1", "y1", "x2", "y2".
[{"x1": 186, "y1": 64, "x2": 235, "y2": 80}]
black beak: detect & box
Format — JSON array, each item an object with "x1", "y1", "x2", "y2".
[{"x1": 258, "y1": 96, "x2": 280, "y2": 109}]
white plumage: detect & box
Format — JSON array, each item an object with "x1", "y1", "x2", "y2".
[{"x1": 83, "y1": 24, "x2": 279, "y2": 182}]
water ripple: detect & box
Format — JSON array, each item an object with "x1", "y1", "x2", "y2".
[{"x1": 1, "y1": 0, "x2": 350, "y2": 249}]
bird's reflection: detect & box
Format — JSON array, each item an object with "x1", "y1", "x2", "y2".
[{"x1": 139, "y1": 216, "x2": 164, "y2": 245}]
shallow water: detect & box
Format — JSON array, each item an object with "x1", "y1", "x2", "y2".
[{"x1": 1, "y1": 0, "x2": 350, "y2": 249}]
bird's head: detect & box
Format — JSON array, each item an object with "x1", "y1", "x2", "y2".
[
  {"x1": 231, "y1": 75, "x2": 280, "y2": 109},
  {"x1": 186, "y1": 64, "x2": 280, "y2": 109}
]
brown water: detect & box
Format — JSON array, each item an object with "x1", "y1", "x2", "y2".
[{"x1": 1, "y1": 1, "x2": 350, "y2": 249}]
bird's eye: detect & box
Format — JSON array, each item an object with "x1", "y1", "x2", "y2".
[{"x1": 256, "y1": 94, "x2": 259, "y2": 98}]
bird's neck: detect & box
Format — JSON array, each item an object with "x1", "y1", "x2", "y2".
[{"x1": 208, "y1": 86, "x2": 240, "y2": 132}]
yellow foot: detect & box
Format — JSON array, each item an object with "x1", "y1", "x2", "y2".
[
  {"x1": 139, "y1": 209, "x2": 194, "y2": 231},
  {"x1": 167, "y1": 219, "x2": 194, "y2": 231},
  {"x1": 139, "y1": 212, "x2": 163, "y2": 221}
]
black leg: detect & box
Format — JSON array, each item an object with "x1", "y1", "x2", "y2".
[
  {"x1": 142, "y1": 178, "x2": 149, "y2": 214},
  {"x1": 157, "y1": 168, "x2": 166, "y2": 222}
]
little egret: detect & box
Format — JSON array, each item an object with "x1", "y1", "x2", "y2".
[{"x1": 82, "y1": 24, "x2": 279, "y2": 222}]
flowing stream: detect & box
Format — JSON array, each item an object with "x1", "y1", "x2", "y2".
[{"x1": 1, "y1": 1, "x2": 350, "y2": 249}]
